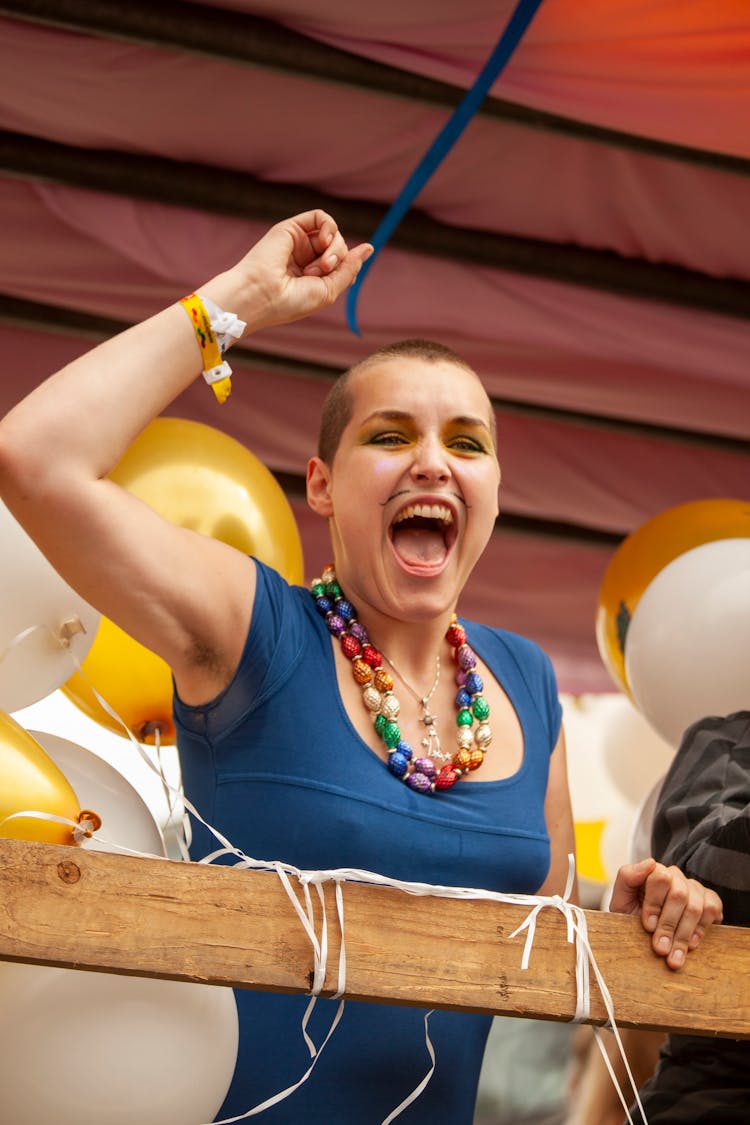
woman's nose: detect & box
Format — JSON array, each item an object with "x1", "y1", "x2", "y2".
[{"x1": 409, "y1": 436, "x2": 451, "y2": 483}]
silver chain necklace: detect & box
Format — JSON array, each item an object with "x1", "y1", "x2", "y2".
[{"x1": 380, "y1": 651, "x2": 452, "y2": 762}]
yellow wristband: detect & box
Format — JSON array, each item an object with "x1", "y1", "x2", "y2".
[{"x1": 180, "y1": 292, "x2": 232, "y2": 404}]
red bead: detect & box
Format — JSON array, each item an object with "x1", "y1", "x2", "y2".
[
  {"x1": 446, "y1": 622, "x2": 466, "y2": 648},
  {"x1": 340, "y1": 634, "x2": 361, "y2": 660},
  {"x1": 434, "y1": 765, "x2": 459, "y2": 790},
  {"x1": 362, "y1": 644, "x2": 382, "y2": 668}
]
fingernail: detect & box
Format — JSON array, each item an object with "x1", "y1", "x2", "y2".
[
  {"x1": 671, "y1": 949, "x2": 685, "y2": 967},
  {"x1": 658, "y1": 936, "x2": 671, "y2": 953},
  {"x1": 326, "y1": 253, "x2": 338, "y2": 269},
  {"x1": 646, "y1": 914, "x2": 658, "y2": 932}
]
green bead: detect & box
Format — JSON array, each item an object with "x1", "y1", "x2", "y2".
[
  {"x1": 326, "y1": 581, "x2": 342, "y2": 598},
  {"x1": 383, "y1": 720, "x2": 401, "y2": 748},
  {"x1": 472, "y1": 696, "x2": 490, "y2": 721},
  {"x1": 311, "y1": 582, "x2": 326, "y2": 598},
  {"x1": 456, "y1": 708, "x2": 473, "y2": 727},
  {"x1": 374, "y1": 714, "x2": 387, "y2": 736}
]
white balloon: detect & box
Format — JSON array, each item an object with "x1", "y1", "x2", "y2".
[
  {"x1": 628, "y1": 774, "x2": 665, "y2": 864},
  {"x1": 562, "y1": 695, "x2": 636, "y2": 822},
  {"x1": 600, "y1": 695, "x2": 675, "y2": 807},
  {"x1": 0, "y1": 500, "x2": 100, "y2": 711},
  {"x1": 625, "y1": 538, "x2": 750, "y2": 746},
  {"x1": 0, "y1": 962, "x2": 239, "y2": 1125},
  {"x1": 601, "y1": 805, "x2": 636, "y2": 882},
  {"x1": 0, "y1": 726, "x2": 236, "y2": 1123},
  {"x1": 29, "y1": 729, "x2": 167, "y2": 857}
]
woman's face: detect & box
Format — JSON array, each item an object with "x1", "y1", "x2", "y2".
[{"x1": 307, "y1": 357, "x2": 501, "y2": 626}]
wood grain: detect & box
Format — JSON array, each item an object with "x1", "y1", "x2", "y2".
[{"x1": 1, "y1": 838, "x2": 747, "y2": 1037}]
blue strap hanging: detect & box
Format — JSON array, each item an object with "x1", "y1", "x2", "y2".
[{"x1": 347, "y1": 0, "x2": 545, "y2": 336}]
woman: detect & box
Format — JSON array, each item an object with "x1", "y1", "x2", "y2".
[{"x1": 0, "y1": 210, "x2": 722, "y2": 1123}]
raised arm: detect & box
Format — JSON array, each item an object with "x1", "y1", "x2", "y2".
[{"x1": 0, "y1": 211, "x2": 372, "y2": 704}]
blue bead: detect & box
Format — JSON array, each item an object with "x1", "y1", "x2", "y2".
[
  {"x1": 465, "y1": 671, "x2": 483, "y2": 695},
  {"x1": 336, "y1": 599, "x2": 356, "y2": 622},
  {"x1": 388, "y1": 751, "x2": 409, "y2": 778},
  {"x1": 315, "y1": 595, "x2": 333, "y2": 615},
  {"x1": 455, "y1": 687, "x2": 472, "y2": 708},
  {"x1": 396, "y1": 740, "x2": 413, "y2": 761}
]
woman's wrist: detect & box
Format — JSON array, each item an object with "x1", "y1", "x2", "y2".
[{"x1": 199, "y1": 262, "x2": 279, "y2": 339}]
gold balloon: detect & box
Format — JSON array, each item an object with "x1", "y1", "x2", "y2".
[
  {"x1": 108, "y1": 417, "x2": 304, "y2": 581},
  {"x1": 62, "y1": 618, "x2": 175, "y2": 745},
  {"x1": 596, "y1": 498, "x2": 750, "y2": 694},
  {"x1": 574, "y1": 819, "x2": 607, "y2": 885},
  {"x1": 62, "y1": 417, "x2": 304, "y2": 743},
  {"x1": 0, "y1": 711, "x2": 82, "y2": 845}
]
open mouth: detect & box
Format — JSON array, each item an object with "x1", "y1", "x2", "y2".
[{"x1": 390, "y1": 501, "x2": 456, "y2": 570}]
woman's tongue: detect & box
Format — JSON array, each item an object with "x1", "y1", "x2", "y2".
[{"x1": 392, "y1": 525, "x2": 446, "y2": 566}]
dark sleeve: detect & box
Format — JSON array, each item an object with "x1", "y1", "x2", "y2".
[{"x1": 651, "y1": 711, "x2": 750, "y2": 926}]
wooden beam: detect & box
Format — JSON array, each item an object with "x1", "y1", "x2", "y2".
[{"x1": 1, "y1": 838, "x2": 748, "y2": 1038}]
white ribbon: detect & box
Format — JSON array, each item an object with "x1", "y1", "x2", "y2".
[{"x1": 198, "y1": 294, "x2": 247, "y2": 355}]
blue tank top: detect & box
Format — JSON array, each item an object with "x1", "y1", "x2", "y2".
[{"x1": 174, "y1": 560, "x2": 562, "y2": 1124}]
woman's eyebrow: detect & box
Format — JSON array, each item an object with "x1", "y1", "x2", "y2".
[
  {"x1": 358, "y1": 409, "x2": 415, "y2": 426},
  {"x1": 450, "y1": 415, "x2": 492, "y2": 431},
  {"x1": 359, "y1": 411, "x2": 491, "y2": 430}
]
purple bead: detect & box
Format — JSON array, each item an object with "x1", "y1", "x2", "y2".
[
  {"x1": 388, "y1": 751, "x2": 410, "y2": 778},
  {"x1": 396, "y1": 740, "x2": 413, "y2": 760},
  {"x1": 406, "y1": 772, "x2": 433, "y2": 793},
  {"x1": 326, "y1": 613, "x2": 346, "y2": 636},
  {"x1": 336, "y1": 599, "x2": 356, "y2": 622},
  {"x1": 349, "y1": 621, "x2": 369, "y2": 644},
  {"x1": 457, "y1": 644, "x2": 476, "y2": 671},
  {"x1": 455, "y1": 669, "x2": 467, "y2": 686},
  {"x1": 315, "y1": 595, "x2": 333, "y2": 616},
  {"x1": 465, "y1": 671, "x2": 483, "y2": 695},
  {"x1": 413, "y1": 757, "x2": 437, "y2": 780},
  {"x1": 455, "y1": 687, "x2": 472, "y2": 709}
]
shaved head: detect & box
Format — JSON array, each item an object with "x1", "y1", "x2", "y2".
[{"x1": 318, "y1": 339, "x2": 495, "y2": 465}]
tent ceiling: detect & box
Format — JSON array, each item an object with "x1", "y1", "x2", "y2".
[{"x1": 0, "y1": 0, "x2": 748, "y2": 692}]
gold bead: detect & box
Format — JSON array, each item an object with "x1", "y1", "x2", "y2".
[
  {"x1": 457, "y1": 726, "x2": 474, "y2": 750},
  {"x1": 468, "y1": 747, "x2": 485, "y2": 770},
  {"x1": 475, "y1": 723, "x2": 492, "y2": 748},
  {"x1": 380, "y1": 692, "x2": 400, "y2": 719},
  {"x1": 363, "y1": 686, "x2": 382, "y2": 711}
]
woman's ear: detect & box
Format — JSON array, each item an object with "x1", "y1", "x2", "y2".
[{"x1": 306, "y1": 456, "x2": 334, "y2": 517}]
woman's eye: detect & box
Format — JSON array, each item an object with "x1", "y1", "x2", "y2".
[
  {"x1": 449, "y1": 436, "x2": 485, "y2": 453},
  {"x1": 370, "y1": 432, "x2": 409, "y2": 446}
]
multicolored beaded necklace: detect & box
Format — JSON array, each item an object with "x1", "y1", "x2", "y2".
[{"x1": 310, "y1": 565, "x2": 492, "y2": 794}]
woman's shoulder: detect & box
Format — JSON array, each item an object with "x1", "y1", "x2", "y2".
[{"x1": 462, "y1": 618, "x2": 555, "y2": 677}]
